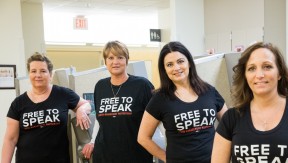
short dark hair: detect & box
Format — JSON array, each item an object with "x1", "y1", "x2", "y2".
[
  {"x1": 232, "y1": 42, "x2": 288, "y2": 110},
  {"x1": 157, "y1": 41, "x2": 208, "y2": 99},
  {"x1": 27, "y1": 52, "x2": 53, "y2": 73}
]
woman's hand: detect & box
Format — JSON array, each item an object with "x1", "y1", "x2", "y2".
[
  {"x1": 75, "y1": 101, "x2": 92, "y2": 130},
  {"x1": 82, "y1": 143, "x2": 94, "y2": 159}
]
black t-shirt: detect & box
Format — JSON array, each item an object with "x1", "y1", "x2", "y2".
[
  {"x1": 146, "y1": 85, "x2": 225, "y2": 163},
  {"x1": 217, "y1": 100, "x2": 288, "y2": 163},
  {"x1": 93, "y1": 75, "x2": 154, "y2": 163},
  {"x1": 7, "y1": 85, "x2": 79, "y2": 163}
]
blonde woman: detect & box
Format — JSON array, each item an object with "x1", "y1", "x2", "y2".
[{"x1": 82, "y1": 41, "x2": 154, "y2": 163}]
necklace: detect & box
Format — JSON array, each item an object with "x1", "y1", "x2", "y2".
[
  {"x1": 111, "y1": 84, "x2": 122, "y2": 97},
  {"x1": 253, "y1": 115, "x2": 273, "y2": 131},
  {"x1": 252, "y1": 106, "x2": 284, "y2": 131}
]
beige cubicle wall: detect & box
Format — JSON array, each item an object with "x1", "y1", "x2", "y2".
[
  {"x1": 194, "y1": 52, "x2": 241, "y2": 108},
  {"x1": 16, "y1": 51, "x2": 240, "y2": 108},
  {"x1": 46, "y1": 45, "x2": 161, "y2": 88},
  {"x1": 15, "y1": 76, "x2": 31, "y2": 96},
  {"x1": 69, "y1": 67, "x2": 109, "y2": 97},
  {"x1": 69, "y1": 61, "x2": 149, "y2": 98},
  {"x1": 46, "y1": 45, "x2": 103, "y2": 72},
  {"x1": 195, "y1": 54, "x2": 231, "y2": 107},
  {"x1": 15, "y1": 67, "x2": 76, "y2": 96},
  {"x1": 128, "y1": 47, "x2": 161, "y2": 88},
  {"x1": 224, "y1": 52, "x2": 242, "y2": 88}
]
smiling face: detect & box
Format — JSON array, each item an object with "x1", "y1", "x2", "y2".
[
  {"x1": 105, "y1": 52, "x2": 127, "y2": 76},
  {"x1": 164, "y1": 51, "x2": 190, "y2": 84},
  {"x1": 29, "y1": 61, "x2": 52, "y2": 89},
  {"x1": 245, "y1": 48, "x2": 281, "y2": 97}
]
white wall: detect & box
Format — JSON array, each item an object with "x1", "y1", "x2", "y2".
[
  {"x1": 21, "y1": 2, "x2": 46, "y2": 61},
  {"x1": 204, "y1": 0, "x2": 264, "y2": 53},
  {"x1": 204, "y1": 0, "x2": 264, "y2": 34},
  {"x1": 0, "y1": 0, "x2": 26, "y2": 76},
  {"x1": 204, "y1": 0, "x2": 286, "y2": 59},
  {"x1": 0, "y1": 0, "x2": 25, "y2": 161},
  {"x1": 170, "y1": 0, "x2": 205, "y2": 55},
  {"x1": 264, "y1": 0, "x2": 286, "y2": 60},
  {"x1": 158, "y1": 8, "x2": 171, "y2": 44},
  {"x1": 0, "y1": 0, "x2": 45, "y2": 161}
]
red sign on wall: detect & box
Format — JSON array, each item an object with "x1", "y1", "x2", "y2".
[{"x1": 74, "y1": 16, "x2": 88, "y2": 30}]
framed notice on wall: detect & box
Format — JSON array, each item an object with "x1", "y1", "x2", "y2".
[{"x1": 0, "y1": 64, "x2": 16, "y2": 89}]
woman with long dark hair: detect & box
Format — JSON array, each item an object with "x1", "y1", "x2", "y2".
[{"x1": 138, "y1": 41, "x2": 227, "y2": 163}]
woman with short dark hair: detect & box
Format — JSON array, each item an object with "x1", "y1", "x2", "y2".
[{"x1": 2, "y1": 52, "x2": 91, "y2": 163}]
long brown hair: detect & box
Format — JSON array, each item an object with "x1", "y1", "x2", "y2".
[{"x1": 232, "y1": 42, "x2": 288, "y2": 110}]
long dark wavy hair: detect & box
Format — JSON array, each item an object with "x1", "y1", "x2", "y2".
[
  {"x1": 232, "y1": 42, "x2": 288, "y2": 111},
  {"x1": 156, "y1": 41, "x2": 209, "y2": 99}
]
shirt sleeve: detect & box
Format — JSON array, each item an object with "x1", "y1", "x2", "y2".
[
  {"x1": 7, "y1": 93, "x2": 28, "y2": 121},
  {"x1": 145, "y1": 92, "x2": 164, "y2": 121},
  {"x1": 216, "y1": 108, "x2": 238, "y2": 141},
  {"x1": 62, "y1": 86, "x2": 80, "y2": 109},
  {"x1": 212, "y1": 87, "x2": 225, "y2": 112},
  {"x1": 7, "y1": 98, "x2": 20, "y2": 121},
  {"x1": 141, "y1": 78, "x2": 155, "y2": 108}
]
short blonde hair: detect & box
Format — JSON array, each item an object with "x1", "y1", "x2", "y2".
[{"x1": 102, "y1": 40, "x2": 129, "y2": 64}]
